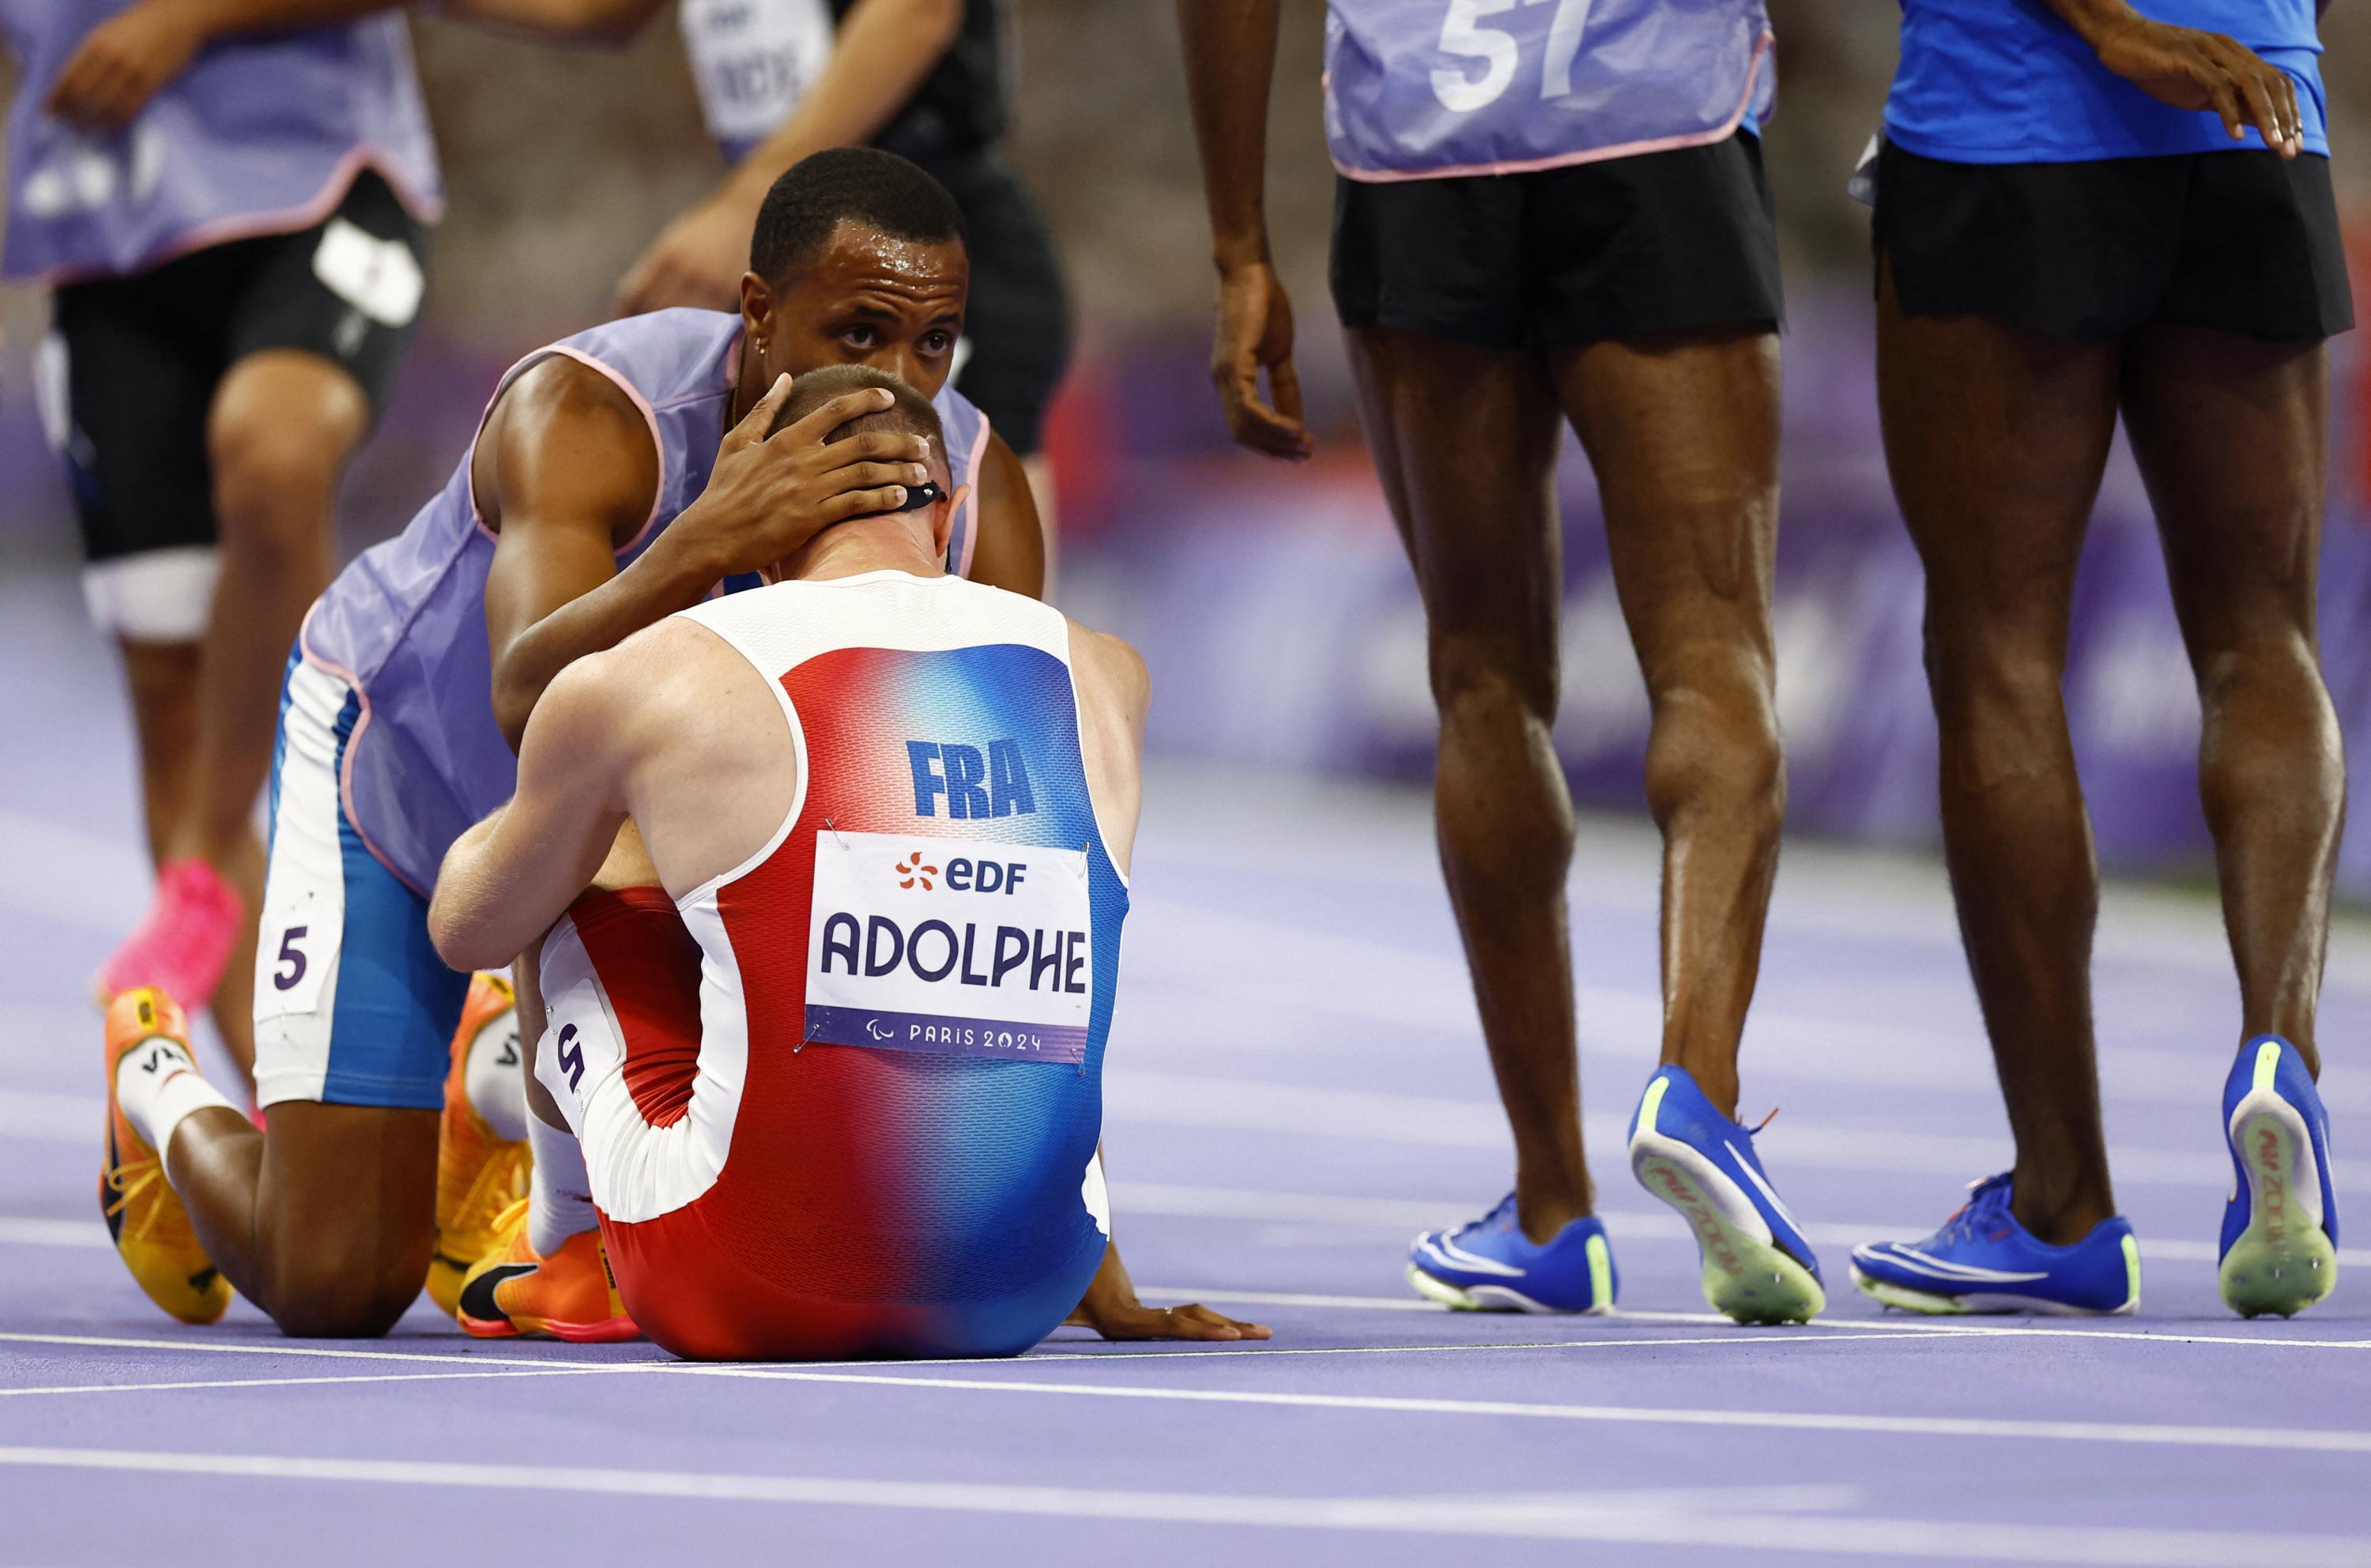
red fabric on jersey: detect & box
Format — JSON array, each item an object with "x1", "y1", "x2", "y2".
[
  {"x1": 566, "y1": 887, "x2": 1023, "y2": 1361},
  {"x1": 564, "y1": 888, "x2": 702, "y2": 1129}
]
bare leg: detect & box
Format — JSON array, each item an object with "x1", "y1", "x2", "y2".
[
  {"x1": 1551, "y1": 327, "x2": 1785, "y2": 1120},
  {"x1": 174, "y1": 352, "x2": 367, "y2": 870},
  {"x1": 1347, "y1": 325, "x2": 1586, "y2": 1238},
  {"x1": 166, "y1": 1101, "x2": 438, "y2": 1336},
  {"x1": 116, "y1": 639, "x2": 262, "y2": 1087},
  {"x1": 2120, "y1": 327, "x2": 2342, "y2": 1075},
  {"x1": 1877, "y1": 265, "x2": 2125, "y2": 1244}
]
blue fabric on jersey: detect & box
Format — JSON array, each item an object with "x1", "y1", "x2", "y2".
[
  {"x1": 265, "y1": 649, "x2": 467, "y2": 1111},
  {"x1": 1887, "y1": 0, "x2": 2326, "y2": 164}
]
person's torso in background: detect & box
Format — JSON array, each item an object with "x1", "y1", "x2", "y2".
[
  {"x1": 1887, "y1": 0, "x2": 2326, "y2": 164},
  {"x1": 671, "y1": 571, "x2": 1123, "y2": 1322},
  {"x1": 677, "y1": 0, "x2": 1008, "y2": 164},
  {"x1": 301, "y1": 307, "x2": 993, "y2": 895},
  {"x1": 1321, "y1": 0, "x2": 1774, "y2": 181},
  {"x1": 0, "y1": 0, "x2": 441, "y2": 281}
]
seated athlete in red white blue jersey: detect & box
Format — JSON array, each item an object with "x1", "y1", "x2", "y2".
[{"x1": 427, "y1": 367, "x2": 1267, "y2": 1358}]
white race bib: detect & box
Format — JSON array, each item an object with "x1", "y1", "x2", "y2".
[
  {"x1": 678, "y1": 0, "x2": 836, "y2": 150},
  {"x1": 805, "y1": 829, "x2": 1093, "y2": 1065}
]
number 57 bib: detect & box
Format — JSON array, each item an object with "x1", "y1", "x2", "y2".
[
  {"x1": 804, "y1": 830, "x2": 1094, "y2": 1065},
  {"x1": 1323, "y1": 0, "x2": 1774, "y2": 180}
]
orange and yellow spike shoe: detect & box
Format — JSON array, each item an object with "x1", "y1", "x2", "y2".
[
  {"x1": 426, "y1": 973, "x2": 531, "y2": 1319},
  {"x1": 100, "y1": 988, "x2": 230, "y2": 1325},
  {"x1": 457, "y1": 1197, "x2": 638, "y2": 1344}
]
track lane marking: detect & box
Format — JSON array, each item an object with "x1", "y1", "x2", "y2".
[
  {"x1": 642, "y1": 1367, "x2": 2371, "y2": 1452},
  {"x1": 1, "y1": 1445, "x2": 2363, "y2": 1562},
  {"x1": 1131, "y1": 1291, "x2": 2371, "y2": 1348},
  {"x1": 0, "y1": 1365, "x2": 663, "y2": 1398},
  {"x1": 0, "y1": 1318, "x2": 1925, "y2": 1394}
]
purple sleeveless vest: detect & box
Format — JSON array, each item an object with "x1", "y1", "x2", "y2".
[
  {"x1": 1324, "y1": 0, "x2": 1774, "y2": 180},
  {"x1": 300, "y1": 308, "x2": 995, "y2": 894},
  {"x1": 0, "y1": 1, "x2": 441, "y2": 281}
]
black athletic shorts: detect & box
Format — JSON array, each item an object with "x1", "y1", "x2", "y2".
[
  {"x1": 918, "y1": 148, "x2": 1071, "y2": 456},
  {"x1": 47, "y1": 168, "x2": 431, "y2": 570},
  {"x1": 1872, "y1": 139, "x2": 2353, "y2": 342},
  {"x1": 1329, "y1": 130, "x2": 1784, "y2": 352}
]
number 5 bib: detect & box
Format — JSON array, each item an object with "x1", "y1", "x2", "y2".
[{"x1": 1323, "y1": 0, "x2": 1774, "y2": 180}]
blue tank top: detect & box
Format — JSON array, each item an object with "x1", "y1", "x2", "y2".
[
  {"x1": 1324, "y1": 0, "x2": 1774, "y2": 181},
  {"x1": 0, "y1": 0, "x2": 441, "y2": 280},
  {"x1": 1886, "y1": 0, "x2": 2326, "y2": 164},
  {"x1": 300, "y1": 308, "x2": 993, "y2": 895}
]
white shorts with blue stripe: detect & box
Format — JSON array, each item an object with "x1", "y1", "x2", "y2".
[{"x1": 251, "y1": 654, "x2": 469, "y2": 1111}]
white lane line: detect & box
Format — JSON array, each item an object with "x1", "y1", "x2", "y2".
[
  {"x1": 0, "y1": 1330, "x2": 663, "y2": 1371},
  {"x1": 645, "y1": 1367, "x2": 2371, "y2": 1453},
  {"x1": 0, "y1": 1217, "x2": 107, "y2": 1247},
  {"x1": 1109, "y1": 1180, "x2": 2371, "y2": 1268},
  {"x1": 1129, "y1": 1291, "x2": 2371, "y2": 1350},
  {"x1": 0, "y1": 1333, "x2": 1941, "y2": 1399},
  {"x1": 9, "y1": 1192, "x2": 2365, "y2": 1276},
  {"x1": 0, "y1": 1365, "x2": 662, "y2": 1398},
  {"x1": 1103, "y1": 1072, "x2": 2371, "y2": 1191},
  {"x1": 0, "y1": 1446, "x2": 2359, "y2": 1563}
]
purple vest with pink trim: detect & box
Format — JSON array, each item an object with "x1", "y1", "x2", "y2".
[
  {"x1": 0, "y1": 0, "x2": 440, "y2": 280},
  {"x1": 301, "y1": 308, "x2": 992, "y2": 893},
  {"x1": 1324, "y1": 0, "x2": 1774, "y2": 180}
]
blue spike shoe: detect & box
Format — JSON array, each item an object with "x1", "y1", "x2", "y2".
[
  {"x1": 1628, "y1": 1065, "x2": 1825, "y2": 1324},
  {"x1": 2219, "y1": 1035, "x2": 2338, "y2": 1318},
  {"x1": 1406, "y1": 1193, "x2": 1617, "y2": 1314},
  {"x1": 1851, "y1": 1173, "x2": 2139, "y2": 1315}
]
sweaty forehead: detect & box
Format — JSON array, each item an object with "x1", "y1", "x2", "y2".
[{"x1": 794, "y1": 222, "x2": 968, "y2": 307}]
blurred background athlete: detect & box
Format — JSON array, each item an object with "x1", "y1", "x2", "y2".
[
  {"x1": 1178, "y1": 0, "x2": 1826, "y2": 1324},
  {"x1": 3, "y1": 1, "x2": 439, "y2": 1092},
  {"x1": 1852, "y1": 0, "x2": 2347, "y2": 1321},
  {"x1": 457, "y1": 0, "x2": 1072, "y2": 564}
]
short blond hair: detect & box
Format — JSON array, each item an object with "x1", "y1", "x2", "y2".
[{"x1": 766, "y1": 364, "x2": 947, "y2": 477}]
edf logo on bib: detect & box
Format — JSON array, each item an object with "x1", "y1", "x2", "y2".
[
  {"x1": 907, "y1": 739, "x2": 1036, "y2": 820},
  {"x1": 805, "y1": 827, "x2": 1092, "y2": 1065}
]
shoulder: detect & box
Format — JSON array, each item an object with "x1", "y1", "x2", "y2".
[
  {"x1": 475, "y1": 352, "x2": 662, "y2": 531},
  {"x1": 529, "y1": 617, "x2": 744, "y2": 760},
  {"x1": 484, "y1": 352, "x2": 652, "y2": 448},
  {"x1": 1065, "y1": 620, "x2": 1149, "y2": 719}
]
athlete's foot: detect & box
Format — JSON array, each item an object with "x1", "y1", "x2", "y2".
[
  {"x1": 1627, "y1": 1066, "x2": 1825, "y2": 1324},
  {"x1": 94, "y1": 858, "x2": 243, "y2": 1013},
  {"x1": 2219, "y1": 1035, "x2": 2339, "y2": 1318},
  {"x1": 457, "y1": 1199, "x2": 637, "y2": 1343},
  {"x1": 1407, "y1": 1193, "x2": 1617, "y2": 1314},
  {"x1": 426, "y1": 974, "x2": 531, "y2": 1318},
  {"x1": 1851, "y1": 1173, "x2": 2139, "y2": 1316},
  {"x1": 100, "y1": 989, "x2": 230, "y2": 1324}
]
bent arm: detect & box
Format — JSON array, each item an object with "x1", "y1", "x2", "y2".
[
  {"x1": 967, "y1": 433, "x2": 1046, "y2": 599},
  {"x1": 478, "y1": 359, "x2": 722, "y2": 750},
  {"x1": 708, "y1": 0, "x2": 963, "y2": 213},
  {"x1": 430, "y1": 657, "x2": 634, "y2": 971}
]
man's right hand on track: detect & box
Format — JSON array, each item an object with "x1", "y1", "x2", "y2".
[{"x1": 672, "y1": 376, "x2": 934, "y2": 579}]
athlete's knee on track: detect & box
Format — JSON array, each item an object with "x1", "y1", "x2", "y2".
[{"x1": 262, "y1": 1236, "x2": 427, "y2": 1340}]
